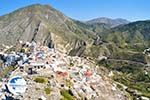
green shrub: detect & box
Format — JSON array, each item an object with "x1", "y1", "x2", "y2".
[
  {"x1": 34, "y1": 77, "x2": 46, "y2": 83},
  {"x1": 0, "y1": 66, "x2": 16, "y2": 78},
  {"x1": 60, "y1": 89, "x2": 74, "y2": 100},
  {"x1": 70, "y1": 62, "x2": 74, "y2": 67},
  {"x1": 44, "y1": 87, "x2": 51, "y2": 95}
]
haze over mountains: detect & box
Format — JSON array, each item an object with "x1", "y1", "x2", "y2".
[{"x1": 0, "y1": 4, "x2": 150, "y2": 99}]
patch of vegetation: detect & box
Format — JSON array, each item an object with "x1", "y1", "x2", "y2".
[
  {"x1": 0, "y1": 66, "x2": 16, "y2": 78},
  {"x1": 103, "y1": 21, "x2": 150, "y2": 51},
  {"x1": 113, "y1": 73, "x2": 150, "y2": 98},
  {"x1": 5, "y1": 46, "x2": 16, "y2": 53},
  {"x1": 60, "y1": 89, "x2": 74, "y2": 100},
  {"x1": 70, "y1": 62, "x2": 74, "y2": 67},
  {"x1": 99, "y1": 56, "x2": 150, "y2": 98},
  {"x1": 44, "y1": 87, "x2": 51, "y2": 95},
  {"x1": 99, "y1": 59, "x2": 143, "y2": 73},
  {"x1": 108, "y1": 49, "x2": 146, "y2": 63},
  {"x1": 65, "y1": 79, "x2": 72, "y2": 87},
  {"x1": 84, "y1": 45, "x2": 110, "y2": 59},
  {"x1": 34, "y1": 77, "x2": 47, "y2": 83}
]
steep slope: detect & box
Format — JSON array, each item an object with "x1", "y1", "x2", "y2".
[
  {"x1": 87, "y1": 17, "x2": 129, "y2": 27},
  {"x1": 75, "y1": 20, "x2": 111, "y2": 34},
  {"x1": 103, "y1": 20, "x2": 150, "y2": 51},
  {"x1": 0, "y1": 4, "x2": 94, "y2": 53},
  {"x1": 96, "y1": 21, "x2": 150, "y2": 98}
]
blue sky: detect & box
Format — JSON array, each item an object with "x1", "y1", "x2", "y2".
[{"x1": 0, "y1": 0, "x2": 149, "y2": 21}]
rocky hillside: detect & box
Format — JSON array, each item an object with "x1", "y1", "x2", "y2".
[
  {"x1": 0, "y1": 4, "x2": 95, "y2": 53},
  {"x1": 102, "y1": 20, "x2": 150, "y2": 51},
  {"x1": 96, "y1": 21, "x2": 150, "y2": 99}
]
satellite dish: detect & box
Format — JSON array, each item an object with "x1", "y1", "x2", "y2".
[{"x1": 7, "y1": 76, "x2": 27, "y2": 95}]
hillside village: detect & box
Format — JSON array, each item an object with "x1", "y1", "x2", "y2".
[
  {"x1": 0, "y1": 2, "x2": 149, "y2": 100},
  {"x1": 0, "y1": 41, "x2": 126, "y2": 100}
]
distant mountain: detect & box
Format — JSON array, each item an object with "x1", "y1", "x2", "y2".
[
  {"x1": 75, "y1": 20, "x2": 111, "y2": 33},
  {"x1": 87, "y1": 17, "x2": 130, "y2": 27}
]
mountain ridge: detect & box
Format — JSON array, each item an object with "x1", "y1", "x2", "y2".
[{"x1": 86, "y1": 17, "x2": 130, "y2": 27}]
